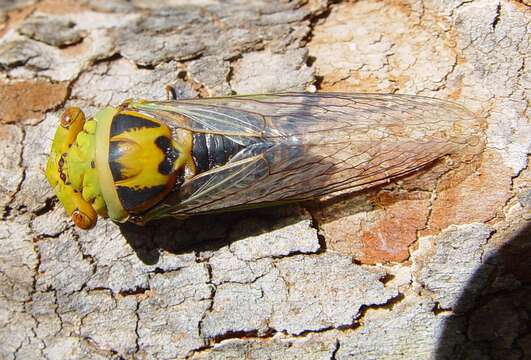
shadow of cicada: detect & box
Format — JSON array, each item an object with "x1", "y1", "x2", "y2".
[{"x1": 119, "y1": 204, "x2": 308, "y2": 264}]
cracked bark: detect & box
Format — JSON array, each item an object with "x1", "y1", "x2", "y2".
[{"x1": 0, "y1": 0, "x2": 529, "y2": 359}]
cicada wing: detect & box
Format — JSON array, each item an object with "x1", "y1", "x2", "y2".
[
  {"x1": 130, "y1": 92, "x2": 481, "y2": 141},
  {"x1": 130, "y1": 93, "x2": 483, "y2": 220},
  {"x1": 145, "y1": 140, "x2": 452, "y2": 220},
  {"x1": 129, "y1": 98, "x2": 269, "y2": 146}
]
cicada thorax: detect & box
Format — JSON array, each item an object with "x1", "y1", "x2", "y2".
[
  {"x1": 94, "y1": 109, "x2": 190, "y2": 222},
  {"x1": 109, "y1": 113, "x2": 179, "y2": 209}
]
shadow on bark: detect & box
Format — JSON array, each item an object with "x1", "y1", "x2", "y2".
[
  {"x1": 118, "y1": 204, "x2": 310, "y2": 264},
  {"x1": 435, "y1": 222, "x2": 531, "y2": 359},
  {"x1": 117, "y1": 177, "x2": 399, "y2": 265},
  {"x1": 116, "y1": 159, "x2": 467, "y2": 265}
]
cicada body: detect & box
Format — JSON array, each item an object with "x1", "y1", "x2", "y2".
[{"x1": 45, "y1": 93, "x2": 483, "y2": 229}]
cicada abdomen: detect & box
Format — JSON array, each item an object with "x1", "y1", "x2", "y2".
[{"x1": 46, "y1": 93, "x2": 484, "y2": 229}]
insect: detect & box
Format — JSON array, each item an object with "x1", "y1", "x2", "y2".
[{"x1": 45, "y1": 92, "x2": 483, "y2": 229}]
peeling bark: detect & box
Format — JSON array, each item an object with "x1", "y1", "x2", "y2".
[{"x1": 0, "y1": 0, "x2": 529, "y2": 359}]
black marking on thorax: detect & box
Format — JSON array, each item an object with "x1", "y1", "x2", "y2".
[
  {"x1": 192, "y1": 132, "x2": 243, "y2": 174},
  {"x1": 109, "y1": 141, "x2": 127, "y2": 182},
  {"x1": 111, "y1": 113, "x2": 159, "y2": 137},
  {"x1": 155, "y1": 136, "x2": 179, "y2": 175},
  {"x1": 116, "y1": 185, "x2": 167, "y2": 212}
]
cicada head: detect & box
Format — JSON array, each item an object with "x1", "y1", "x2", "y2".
[
  {"x1": 46, "y1": 107, "x2": 100, "y2": 229},
  {"x1": 46, "y1": 105, "x2": 185, "y2": 229}
]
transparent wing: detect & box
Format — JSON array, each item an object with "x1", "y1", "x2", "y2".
[{"x1": 128, "y1": 93, "x2": 483, "y2": 220}]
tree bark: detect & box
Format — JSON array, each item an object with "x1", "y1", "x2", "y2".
[{"x1": 0, "y1": 0, "x2": 529, "y2": 359}]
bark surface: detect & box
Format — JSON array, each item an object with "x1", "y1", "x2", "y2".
[{"x1": 0, "y1": 0, "x2": 529, "y2": 359}]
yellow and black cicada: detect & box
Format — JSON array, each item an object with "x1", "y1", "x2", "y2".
[{"x1": 45, "y1": 93, "x2": 482, "y2": 229}]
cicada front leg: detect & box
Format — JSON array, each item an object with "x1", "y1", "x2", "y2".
[{"x1": 164, "y1": 85, "x2": 177, "y2": 101}]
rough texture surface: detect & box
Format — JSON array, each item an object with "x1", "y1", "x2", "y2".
[{"x1": 0, "y1": 0, "x2": 529, "y2": 359}]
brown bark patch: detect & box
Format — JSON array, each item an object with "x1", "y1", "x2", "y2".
[
  {"x1": 60, "y1": 36, "x2": 92, "y2": 57},
  {"x1": 0, "y1": 80, "x2": 68, "y2": 124},
  {"x1": 320, "y1": 190, "x2": 430, "y2": 264},
  {"x1": 0, "y1": 0, "x2": 87, "y2": 38},
  {"x1": 36, "y1": 0, "x2": 88, "y2": 15},
  {"x1": 0, "y1": 4, "x2": 35, "y2": 38},
  {"x1": 426, "y1": 150, "x2": 512, "y2": 235}
]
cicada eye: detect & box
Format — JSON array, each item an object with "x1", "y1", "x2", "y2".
[
  {"x1": 60, "y1": 107, "x2": 85, "y2": 128},
  {"x1": 71, "y1": 209, "x2": 96, "y2": 229}
]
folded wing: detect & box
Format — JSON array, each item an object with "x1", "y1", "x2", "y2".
[{"x1": 128, "y1": 93, "x2": 483, "y2": 220}]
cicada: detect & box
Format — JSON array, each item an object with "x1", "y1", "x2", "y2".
[{"x1": 45, "y1": 93, "x2": 482, "y2": 229}]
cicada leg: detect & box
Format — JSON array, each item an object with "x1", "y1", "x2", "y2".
[
  {"x1": 164, "y1": 85, "x2": 177, "y2": 100},
  {"x1": 117, "y1": 99, "x2": 134, "y2": 111},
  {"x1": 128, "y1": 215, "x2": 147, "y2": 226}
]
